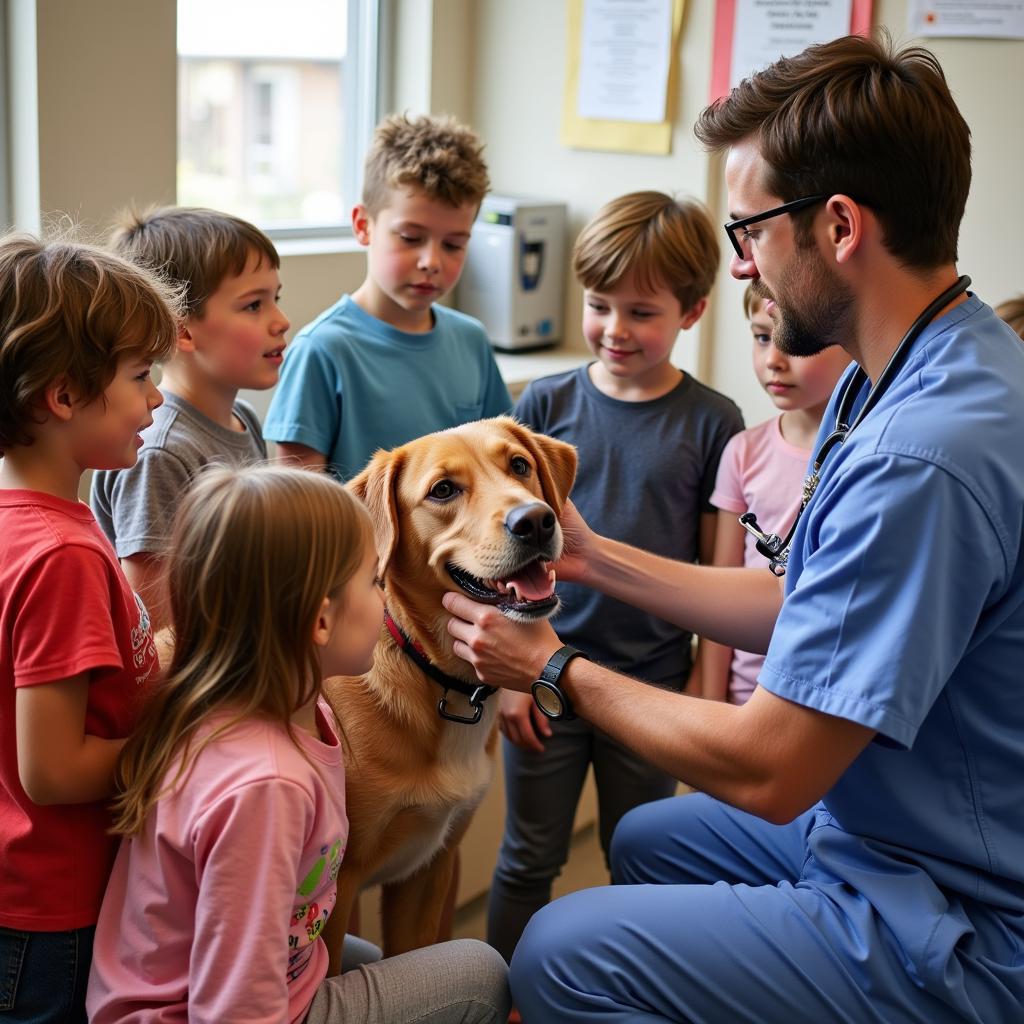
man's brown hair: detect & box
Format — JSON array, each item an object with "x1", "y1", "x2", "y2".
[
  {"x1": 996, "y1": 296, "x2": 1024, "y2": 341},
  {"x1": 573, "y1": 191, "x2": 719, "y2": 310},
  {"x1": 0, "y1": 234, "x2": 182, "y2": 454},
  {"x1": 694, "y1": 32, "x2": 971, "y2": 270},
  {"x1": 109, "y1": 206, "x2": 279, "y2": 318},
  {"x1": 362, "y1": 113, "x2": 490, "y2": 215}
]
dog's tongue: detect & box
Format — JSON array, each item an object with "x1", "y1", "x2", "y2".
[{"x1": 506, "y1": 562, "x2": 556, "y2": 602}]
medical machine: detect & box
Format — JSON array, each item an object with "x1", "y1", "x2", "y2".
[{"x1": 456, "y1": 195, "x2": 567, "y2": 351}]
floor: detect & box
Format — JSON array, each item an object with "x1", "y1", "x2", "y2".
[
  {"x1": 450, "y1": 820, "x2": 610, "y2": 942},
  {"x1": 450, "y1": 823, "x2": 609, "y2": 1024}
]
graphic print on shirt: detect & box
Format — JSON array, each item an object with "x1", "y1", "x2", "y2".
[
  {"x1": 287, "y1": 837, "x2": 345, "y2": 982},
  {"x1": 129, "y1": 591, "x2": 158, "y2": 682}
]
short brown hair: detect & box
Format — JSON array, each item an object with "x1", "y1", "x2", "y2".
[
  {"x1": 996, "y1": 296, "x2": 1024, "y2": 341},
  {"x1": 572, "y1": 191, "x2": 719, "y2": 310},
  {"x1": 694, "y1": 33, "x2": 971, "y2": 270},
  {"x1": 0, "y1": 234, "x2": 182, "y2": 455},
  {"x1": 362, "y1": 113, "x2": 490, "y2": 215},
  {"x1": 109, "y1": 206, "x2": 279, "y2": 318}
]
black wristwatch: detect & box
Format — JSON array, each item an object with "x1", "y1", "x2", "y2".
[{"x1": 531, "y1": 645, "x2": 585, "y2": 721}]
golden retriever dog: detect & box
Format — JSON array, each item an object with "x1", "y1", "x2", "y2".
[{"x1": 321, "y1": 416, "x2": 576, "y2": 968}]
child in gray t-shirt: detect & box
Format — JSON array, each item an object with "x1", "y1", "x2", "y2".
[
  {"x1": 488, "y1": 192, "x2": 743, "y2": 963},
  {"x1": 90, "y1": 207, "x2": 290, "y2": 631}
]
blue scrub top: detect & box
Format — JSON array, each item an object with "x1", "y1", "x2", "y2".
[{"x1": 760, "y1": 295, "x2": 1024, "y2": 995}]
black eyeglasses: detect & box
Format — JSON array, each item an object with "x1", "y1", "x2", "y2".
[{"x1": 724, "y1": 194, "x2": 829, "y2": 260}]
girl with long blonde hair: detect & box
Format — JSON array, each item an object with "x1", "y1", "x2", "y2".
[{"x1": 86, "y1": 466, "x2": 510, "y2": 1024}]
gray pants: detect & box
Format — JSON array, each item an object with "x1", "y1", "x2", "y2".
[
  {"x1": 487, "y1": 718, "x2": 679, "y2": 963},
  {"x1": 338, "y1": 933, "x2": 384, "y2": 975},
  {"x1": 304, "y1": 939, "x2": 511, "y2": 1023}
]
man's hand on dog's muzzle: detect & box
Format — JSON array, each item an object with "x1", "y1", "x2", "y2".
[{"x1": 443, "y1": 591, "x2": 561, "y2": 691}]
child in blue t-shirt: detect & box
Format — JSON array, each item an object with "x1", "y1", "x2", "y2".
[
  {"x1": 488, "y1": 192, "x2": 743, "y2": 964},
  {"x1": 265, "y1": 113, "x2": 512, "y2": 481}
]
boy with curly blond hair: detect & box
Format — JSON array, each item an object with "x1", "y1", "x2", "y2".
[{"x1": 266, "y1": 113, "x2": 512, "y2": 481}]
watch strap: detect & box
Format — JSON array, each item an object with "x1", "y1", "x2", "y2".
[
  {"x1": 539, "y1": 644, "x2": 584, "y2": 685},
  {"x1": 533, "y1": 645, "x2": 585, "y2": 720}
]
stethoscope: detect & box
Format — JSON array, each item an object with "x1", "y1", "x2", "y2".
[{"x1": 740, "y1": 275, "x2": 972, "y2": 576}]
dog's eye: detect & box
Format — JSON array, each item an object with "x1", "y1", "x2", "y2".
[
  {"x1": 428, "y1": 479, "x2": 460, "y2": 502},
  {"x1": 510, "y1": 456, "x2": 531, "y2": 477}
]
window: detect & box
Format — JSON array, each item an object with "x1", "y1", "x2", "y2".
[
  {"x1": 177, "y1": 0, "x2": 382, "y2": 237},
  {"x1": 0, "y1": 2, "x2": 10, "y2": 229}
]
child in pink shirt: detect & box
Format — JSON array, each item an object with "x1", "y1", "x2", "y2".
[
  {"x1": 996, "y1": 295, "x2": 1024, "y2": 341},
  {"x1": 86, "y1": 466, "x2": 510, "y2": 1024},
  {"x1": 702, "y1": 286, "x2": 850, "y2": 704}
]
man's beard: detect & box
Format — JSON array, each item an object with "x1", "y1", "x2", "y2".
[{"x1": 751, "y1": 247, "x2": 854, "y2": 357}]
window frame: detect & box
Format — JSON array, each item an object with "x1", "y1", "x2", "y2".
[
  {"x1": 0, "y1": 2, "x2": 11, "y2": 229},
  {"x1": 176, "y1": 0, "x2": 387, "y2": 243}
]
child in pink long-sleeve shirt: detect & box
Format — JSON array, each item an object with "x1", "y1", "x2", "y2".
[
  {"x1": 701, "y1": 286, "x2": 850, "y2": 705},
  {"x1": 86, "y1": 466, "x2": 510, "y2": 1024}
]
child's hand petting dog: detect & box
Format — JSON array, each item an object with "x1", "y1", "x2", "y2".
[{"x1": 499, "y1": 689, "x2": 553, "y2": 752}]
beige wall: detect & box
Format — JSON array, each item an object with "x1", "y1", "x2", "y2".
[{"x1": 32, "y1": 0, "x2": 178, "y2": 232}]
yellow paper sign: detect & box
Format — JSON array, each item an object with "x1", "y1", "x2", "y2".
[{"x1": 561, "y1": 0, "x2": 687, "y2": 155}]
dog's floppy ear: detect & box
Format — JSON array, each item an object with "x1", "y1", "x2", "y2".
[
  {"x1": 347, "y1": 448, "x2": 405, "y2": 574},
  {"x1": 506, "y1": 418, "x2": 577, "y2": 514}
]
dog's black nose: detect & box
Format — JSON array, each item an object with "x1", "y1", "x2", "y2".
[{"x1": 505, "y1": 502, "x2": 556, "y2": 545}]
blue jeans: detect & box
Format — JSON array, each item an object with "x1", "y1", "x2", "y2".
[{"x1": 0, "y1": 926, "x2": 94, "y2": 1023}]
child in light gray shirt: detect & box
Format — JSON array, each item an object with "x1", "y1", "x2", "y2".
[
  {"x1": 91, "y1": 394, "x2": 265, "y2": 561},
  {"x1": 90, "y1": 207, "x2": 289, "y2": 631}
]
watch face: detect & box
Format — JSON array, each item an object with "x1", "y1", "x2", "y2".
[{"x1": 532, "y1": 681, "x2": 563, "y2": 718}]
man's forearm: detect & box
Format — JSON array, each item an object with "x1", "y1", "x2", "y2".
[
  {"x1": 559, "y1": 658, "x2": 774, "y2": 814},
  {"x1": 559, "y1": 658, "x2": 871, "y2": 824},
  {"x1": 588, "y1": 535, "x2": 782, "y2": 654}
]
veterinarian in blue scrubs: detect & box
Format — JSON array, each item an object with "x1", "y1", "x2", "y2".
[{"x1": 444, "y1": 34, "x2": 1024, "y2": 1023}]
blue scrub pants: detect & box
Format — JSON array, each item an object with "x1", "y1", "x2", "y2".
[{"x1": 509, "y1": 793, "x2": 983, "y2": 1023}]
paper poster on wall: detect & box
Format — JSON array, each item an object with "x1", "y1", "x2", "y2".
[
  {"x1": 710, "y1": 0, "x2": 874, "y2": 101},
  {"x1": 561, "y1": 0, "x2": 687, "y2": 155},
  {"x1": 908, "y1": 1, "x2": 1024, "y2": 39},
  {"x1": 577, "y1": 0, "x2": 673, "y2": 123}
]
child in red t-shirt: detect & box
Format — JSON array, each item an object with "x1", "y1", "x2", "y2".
[{"x1": 0, "y1": 234, "x2": 181, "y2": 1023}]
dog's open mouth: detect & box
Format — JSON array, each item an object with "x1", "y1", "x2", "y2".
[{"x1": 447, "y1": 561, "x2": 558, "y2": 619}]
